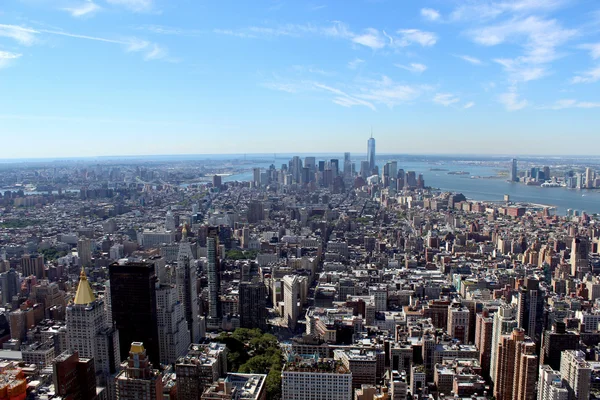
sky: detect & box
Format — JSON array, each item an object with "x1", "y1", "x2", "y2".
[{"x1": 1, "y1": 0, "x2": 600, "y2": 158}]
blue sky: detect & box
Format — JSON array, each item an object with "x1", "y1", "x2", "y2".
[{"x1": 1, "y1": 0, "x2": 600, "y2": 158}]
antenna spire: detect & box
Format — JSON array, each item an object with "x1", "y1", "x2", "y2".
[{"x1": 370, "y1": 126, "x2": 373, "y2": 138}]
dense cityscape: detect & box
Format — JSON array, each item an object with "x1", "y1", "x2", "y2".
[{"x1": 0, "y1": 135, "x2": 598, "y2": 399}]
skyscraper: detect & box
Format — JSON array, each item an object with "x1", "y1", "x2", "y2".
[
  {"x1": 238, "y1": 282, "x2": 267, "y2": 331},
  {"x1": 494, "y1": 328, "x2": 538, "y2": 400},
  {"x1": 207, "y1": 228, "x2": 221, "y2": 330},
  {"x1": 77, "y1": 238, "x2": 92, "y2": 268},
  {"x1": 177, "y1": 226, "x2": 200, "y2": 342},
  {"x1": 66, "y1": 268, "x2": 120, "y2": 389},
  {"x1": 115, "y1": 342, "x2": 163, "y2": 400},
  {"x1": 283, "y1": 275, "x2": 300, "y2": 331},
  {"x1": 0, "y1": 269, "x2": 19, "y2": 305},
  {"x1": 155, "y1": 284, "x2": 190, "y2": 365},
  {"x1": 511, "y1": 159, "x2": 518, "y2": 182},
  {"x1": 560, "y1": 350, "x2": 591, "y2": 400},
  {"x1": 109, "y1": 261, "x2": 160, "y2": 366},
  {"x1": 367, "y1": 134, "x2": 376, "y2": 173},
  {"x1": 490, "y1": 304, "x2": 518, "y2": 385},
  {"x1": 570, "y1": 237, "x2": 590, "y2": 279},
  {"x1": 53, "y1": 351, "x2": 97, "y2": 400}
]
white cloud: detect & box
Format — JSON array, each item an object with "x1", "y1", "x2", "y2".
[
  {"x1": 264, "y1": 76, "x2": 430, "y2": 111},
  {"x1": 348, "y1": 58, "x2": 364, "y2": 70},
  {"x1": 63, "y1": 1, "x2": 101, "y2": 17},
  {"x1": 397, "y1": 29, "x2": 437, "y2": 47},
  {"x1": 494, "y1": 59, "x2": 547, "y2": 82},
  {"x1": 395, "y1": 63, "x2": 427, "y2": 73},
  {"x1": 578, "y1": 43, "x2": 600, "y2": 60},
  {"x1": 421, "y1": 8, "x2": 441, "y2": 21},
  {"x1": 470, "y1": 17, "x2": 577, "y2": 64},
  {"x1": 0, "y1": 24, "x2": 37, "y2": 46},
  {"x1": 106, "y1": 0, "x2": 152, "y2": 12},
  {"x1": 571, "y1": 66, "x2": 600, "y2": 84},
  {"x1": 464, "y1": 102, "x2": 475, "y2": 109},
  {"x1": 433, "y1": 93, "x2": 460, "y2": 106},
  {"x1": 352, "y1": 28, "x2": 386, "y2": 49},
  {"x1": 0, "y1": 51, "x2": 22, "y2": 68},
  {"x1": 457, "y1": 55, "x2": 483, "y2": 65},
  {"x1": 451, "y1": 0, "x2": 569, "y2": 22},
  {"x1": 498, "y1": 88, "x2": 528, "y2": 111},
  {"x1": 125, "y1": 38, "x2": 168, "y2": 60},
  {"x1": 541, "y1": 99, "x2": 600, "y2": 109}
]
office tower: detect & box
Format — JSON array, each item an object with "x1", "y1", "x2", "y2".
[
  {"x1": 330, "y1": 159, "x2": 339, "y2": 178},
  {"x1": 53, "y1": 351, "x2": 97, "y2": 400},
  {"x1": 238, "y1": 282, "x2": 267, "y2": 331},
  {"x1": 176, "y1": 343, "x2": 228, "y2": 399},
  {"x1": 0, "y1": 268, "x2": 19, "y2": 305},
  {"x1": 207, "y1": 230, "x2": 222, "y2": 330},
  {"x1": 543, "y1": 166, "x2": 551, "y2": 182},
  {"x1": 447, "y1": 301, "x2": 470, "y2": 344},
  {"x1": 585, "y1": 167, "x2": 595, "y2": 189},
  {"x1": 538, "y1": 365, "x2": 568, "y2": 400},
  {"x1": 252, "y1": 168, "x2": 261, "y2": 187},
  {"x1": 570, "y1": 237, "x2": 589, "y2": 279},
  {"x1": 109, "y1": 261, "x2": 160, "y2": 366},
  {"x1": 290, "y1": 156, "x2": 303, "y2": 183},
  {"x1": 77, "y1": 238, "x2": 93, "y2": 267},
  {"x1": 560, "y1": 350, "x2": 591, "y2": 400},
  {"x1": 511, "y1": 159, "x2": 518, "y2": 182},
  {"x1": 490, "y1": 304, "x2": 518, "y2": 385},
  {"x1": 165, "y1": 210, "x2": 176, "y2": 231},
  {"x1": 115, "y1": 342, "x2": 163, "y2": 400},
  {"x1": 20, "y1": 254, "x2": 44, "y2": 278},
  {"x1": 494, "y1": 328, "x2": 537, "y2": 400},
  {"x1": 66, "y1": 268, "x2": 121, "y2": 389},
  {"x1": 283, "y1": 275, "x2": 300, "y2": 331},
  {"x1": 304, "y1": 157, "x2": 316, "y2": 175},
  {"x1": 343, "y1": 152, "x2": 352, "y2": 177},
  {"x1": 177, "y1": 226, "x2": 200, "y2": 342},
  {"x1": 367, "y1": 134, "x2": 376, "y2": 173},
  {"x1": 360, "y1": 161, "x2": 370, "y2": 179},
  {"x1": 212, "y1": 175, "x2": 222, "y2": 189},
  {"x1": 516, "y1": 277, "x2": 544, "y2": 344},
  {"x1": 475, "y1": 309, "x2": 494, "y2": 379},
  {"x1": 540, "y1": 321, "x2": 579, "y2": 371},
  {"x1": 282, "y1": 355, "x2": 352, "y2": 400},
  {"x1": 405, "y1": 171, "x2": 417, "y2": 188},
  {"x1": 156, "y1": 284, "x2": 190, "y2": 365},
  {"x1": 247, "y1": 201, "x2": 264, "y2": 223}
]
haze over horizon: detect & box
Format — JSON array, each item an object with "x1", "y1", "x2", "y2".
[{"x1": 1, "y1": 0, "x2": 600, "y2": 157}]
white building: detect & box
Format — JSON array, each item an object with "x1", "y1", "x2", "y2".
[
  {"x1": 283, "y1": 275, "x2": 300, "y2": 331},
  {"x1": 447, "y1": 301, "x2": 470, "y2": 344},
  {"x1": 282, "y1": 356, "x2": 352, "y2": 400},
  {"x1": 66, "y1": 268, "x2": 120, "y2": 396},
  {"x1": 560, "y1": 350, "x2": 591, "y2": 400},
  {"x1": 538, "y1": 365, "x2": 568, "y2": 400},
  {"x1": 156, "y1": 284, "x2": 191, "y2": 365},
  {"x1": 490, "y1": 304, "x2": 518, "y2": 384}
]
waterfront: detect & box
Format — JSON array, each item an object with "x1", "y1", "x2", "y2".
[{"x1": 221, "y1": 155, "x2": 600, "y2": 215}]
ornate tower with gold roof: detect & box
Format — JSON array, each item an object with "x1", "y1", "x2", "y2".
[{"x1": 66, "y1": 268, "x2": 121, "y2": 398}]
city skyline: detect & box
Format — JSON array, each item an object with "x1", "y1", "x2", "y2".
[{"x1": 1, "y1": 0, "x2": 600, "y2": 158}]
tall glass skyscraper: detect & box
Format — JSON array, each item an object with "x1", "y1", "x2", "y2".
[{"x1": 367, "y1": 135, "x2": 376, "y2": 172}]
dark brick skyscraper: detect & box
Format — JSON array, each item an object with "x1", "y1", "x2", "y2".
[
  {"x1": 239, "y1": 282, "x2": 267, "y2": 331},
  {"x1": 109, "y1": 261, "x2": 160, "y2": 366}
]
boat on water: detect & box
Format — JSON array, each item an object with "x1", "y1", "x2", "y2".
[{"x1": 541, "y1": 181, "x2": 564, "y2": 188}]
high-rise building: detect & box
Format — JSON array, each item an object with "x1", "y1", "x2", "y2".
[
  {"x1": 115, "y1": 342, "x2": 163, "y2": 400},
  {"x1": 20, "y1": 254, "x2": 44, "y2": 278},
  {"x1": 475, "y1": 309, "x2": 494, "y2": 379},
  {"x1": 570, "y1": 237, "x2": 590, "y2": 279},
  {"x1": 238, "y1": 282, "x2": 267, "y2": 331},
  {"x1": 494, "y1": 328, "x2": 537, "y2": 400},
  {"x1": 447, "y1": 301, "x2": 470, "y2": 344},
  {"x1": 0, "y1": 268, "x2": 19, "y2": 305},
  {"x1": 559, "y1": 350, "x2": 591, "y2": 400},
  {"x1": 511, "y1": 159, "x2": 518, "y2": 182},
  {"x1": 207, "y1": 229, "x2": 222, "y2": 330},
  {"x1": 540, "y1": 321, "x2": 579, "y2": 371},
  {"x1": 490, "y1": 304, "x2": 518, "y2": 385},
  {"x1": 66, "y1": 268, "x2": 121, "y2": 390},
  {"x1": 53, "y1": 351, "x2": 97, "y2": 400},
  {"x1": 585, "y1": 167, "x2": 595, "y2": 189},
  {"x1": 283, "y1": 275, "x2": 300, "y2": 331},
  {"x1": 516, "y1": 277, "x2": 544, "y2": 344},
  {"x1": 77, "y1": 238, "x2": 93, "y2": 267},
  {"x1": 282, "y1": 355, "x2": 352, "y2": 400},
  {"x1": 212, "y1": 175, "x2": 222, "y2": 189},
  {"x1": 177, "y1": 227, "x2": 201, "y2": 342},
  {"x1": 109, "y1": 261, "x2": 160, "y2": 366},
  {"x1": 538, "y1": 365, "x2": 568, "y2": 400},
  {"x1": 176, "y1": 343, "x2": 228, "y2": 400},
  {"x1": 155, "y1": 284, "x2": 190, "y2": 365},
  {"x1": 367, "y1": 135, "x2": 376, "y2": 173}
]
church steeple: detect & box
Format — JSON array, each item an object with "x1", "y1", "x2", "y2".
[{"x1": 74, "y1": 267, "x2": 96, "y2": 305}]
